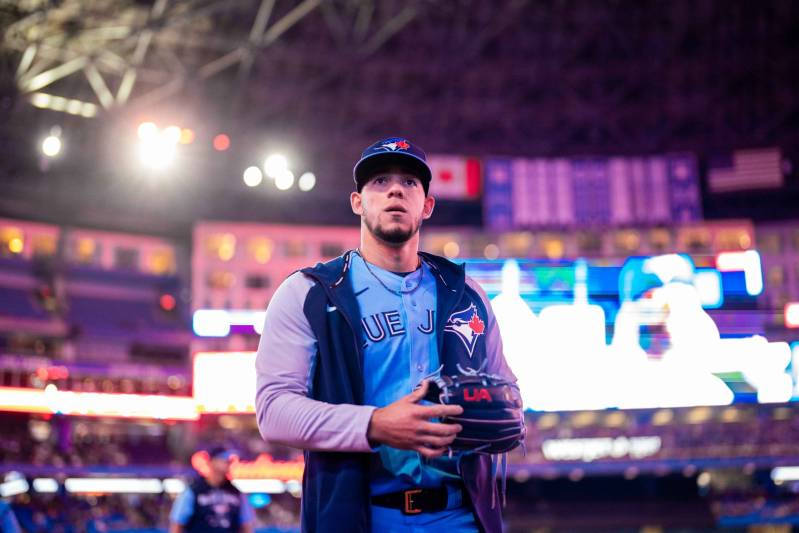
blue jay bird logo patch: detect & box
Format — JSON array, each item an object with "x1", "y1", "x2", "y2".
[
  {"x1": 380, "y1": 139, "x2": 410, "y2": 151},
  {"x1": 444, "y1": 303, "x2": 486, "y2": 357}
]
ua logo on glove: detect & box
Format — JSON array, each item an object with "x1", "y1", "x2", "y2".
[{"x1": 463, "y1": 387, "x2": 492, "y2": 402}]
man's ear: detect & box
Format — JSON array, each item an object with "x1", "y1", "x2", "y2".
[
  {"x1": 350, "y1": 191, "x2": 363, "y2": 216},
  {"x1": 422, "y1": 195, "x2": 435, "y2": 220}
]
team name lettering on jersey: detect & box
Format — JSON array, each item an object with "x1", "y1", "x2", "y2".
[
  {"x1": 361, "y1": 309, "x2": 435, "y2": 343},
  {"x1": 197, "y1": 491, "x2": 240, "y2": 507}
]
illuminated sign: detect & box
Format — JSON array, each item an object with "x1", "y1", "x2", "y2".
[
  {"x1": 193, "y1": 310, "x2": 266, "y2": 337},
  {"x1": 785, "y1": 303, "x2": 799, "y2": 329},
  {"x1": 0, "y1": 386, "x2": 199, "y2": 420},
  {"x1": 190, "y1": 451, "x2": 304, "y2": 493},
  {"x1": 487, "y1": 254, "x2": 793, "y2": 411},
  {"x1": 772, "y1": 466, "x2": 799, "y2": 483},
  {"x1": 65, "y1": 477, "x2": 163, "y2": 494},
  {"x1": 193, "y1": 352, "x2": 256, "y2": 413},
  {"x1": 541, "y1": 436, "x2": 662, "y2": 462},
  {"x1": 716, "y1": 250, "x2": 763, "y2": 296},
  {"x1": 190, "y1": 451, "x2": 304, "y2": 482},
  {"x1": 0, "y1": 251, "x2": 790, "y2": 419}
]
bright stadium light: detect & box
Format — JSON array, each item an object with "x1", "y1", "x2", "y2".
[
  {"x1": 30, "y1": 92, "x2": 51, "y2": 109},
  {"x1": 137, "y1": 122, "x2": 158, "y2": 140},
  {"x1": 30, "y1": 93, "x2": 98, "y2": 117},
  {"x1": 65, "y1": 478, "x2": 163, "y2": 494},
  {"x1": 785, "y1": 302, "x2": 799, "y2": 328},
  {"x1": 298, "y1": 172, "x2": 316, "y2": 191},
  {"x1": 484, "y1": 244, "x2": 500, "y2": 259},
  {"x1": 66, "y1": 99, "x2": 81, "y2": 115},
  {"x1": 0, "y1": 473, "x2": 29, "y2": 498},
  {"x1": 232, "y1": 479, "x2": 287, "y2": 494},
  {"x1": 243, "y1": 166, "x2": 264, "y2": 187},
  {"x1": 41, "y1": 135, "x2": 61, "y2": 157},
  {"x1": 163, "y1": 125, "x2": 182, "y2": 144},
  {"x1": 179, "y1": 128, "x2": 195, "y2": 145},
  {"x1": 263, "y1": 154, "x2": 288, "y2": 178},
  {"x1": 139, "y1": 138, "x2": 176, "y2": 170},
  {"x1": 771, "y1": 466, "x2": 799, "y2": 483},
  {"x1": 162, "y1": 478, "x2": 186, "y2": 494},
  {"x1": 33, "y1": 478, "x2": 59, "y2": 493},
  {"x1": 274, "y1": 169, "x2": 294, "y2": 190},
  {"x1": 192, "y1": 310, "x2": 231, "y2": 337},
  {"x1": 193, "y1": 352, "x2": 257, "y2": 413},
  {"x1": 213, "y1": 134, "x2": 231, "y2": 151},
  {"x1": 137, "y1": 124, "x2": 183, "y2": 170},
  {"x1": 0, "y1": 386, "x2": 199, "y2": 419}
]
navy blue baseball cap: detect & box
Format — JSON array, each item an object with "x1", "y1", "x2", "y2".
[
  {"x1": 353, "y1": 137, "x2": 432, "y2": 194},
  {"x1": 209, "y1": 446, "x2": 236, "y2": 460}
]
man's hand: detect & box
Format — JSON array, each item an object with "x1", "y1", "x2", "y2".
[{"x1": 366, "y1": 380, "x2": 463, "y2": 458}]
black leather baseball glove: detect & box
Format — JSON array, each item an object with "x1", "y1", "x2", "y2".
[{"x1": 423, "y1": 365, "x2": 526, "y2": 455}]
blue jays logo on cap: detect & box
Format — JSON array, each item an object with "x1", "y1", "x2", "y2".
[
  {"x1": 444, "y1": 303, "x2": 486, "y2": 358},
  {"x1": 353, "y1": 136, "x2": 432, "y2": 192},
  {"x1": 379, "y1": 139, "x2": 411, "y2": 151}
]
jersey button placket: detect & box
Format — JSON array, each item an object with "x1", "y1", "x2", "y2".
[{"x1": 403, "y1": 291, "x2": 424, "y2": 383}]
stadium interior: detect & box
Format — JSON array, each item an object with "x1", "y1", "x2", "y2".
[{"x1": 1, "y1": 1, "x2": 799, "y2": 531}]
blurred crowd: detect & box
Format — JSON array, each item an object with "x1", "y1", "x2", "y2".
[
  {"x1": 3, "y1": 407, "x2": 798, "y2": 531},
  {"x1": 9, "y1": 492, "x2": 166, "y2": 533},
  {"x1": 0, "y1": 417, "x2": 175, "y2": 469},
  {"x1": 0, "y1": 413, "x2": 299, "y2": 472},
  {"x1": 6, "y1": 491, "x2": 300, "y2": 532},
  {"x1": 712, "y1": 495, "x2": 799, "y2": 523}
]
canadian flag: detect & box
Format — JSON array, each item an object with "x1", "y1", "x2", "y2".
[{"x1": 427, "y1": 155, "x2": 482, "y2": 199}]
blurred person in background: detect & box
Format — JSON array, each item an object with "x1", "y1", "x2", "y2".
[
  {"x1": 169, "y1": 447, "x2": 254, "y2": 533},
  {"x1": 0, "y1": 500, "x2": 22, "y2": 533},
  {"x1": 255, "y1": 137, "x2": 519, "y2": 532}
]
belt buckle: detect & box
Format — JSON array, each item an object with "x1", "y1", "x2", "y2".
[{"x1": 403, "y1": 489, "x2": 423, "y2": 515}]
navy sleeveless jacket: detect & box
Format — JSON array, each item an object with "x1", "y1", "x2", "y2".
[{"x1": 297, "y1": 251, "x2": 506, "y2": 533}]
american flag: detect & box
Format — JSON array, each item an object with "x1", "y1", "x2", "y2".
[{"x1": 707, "y1": 147, "x2": 783, "y2": 193}]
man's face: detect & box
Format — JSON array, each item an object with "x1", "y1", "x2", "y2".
[
  {"x1": 351, "y1": 167, "x2": 435, "y2": 245},
  {"x1": 209, "y1": 456, "x2": 231, "y2": 480}
]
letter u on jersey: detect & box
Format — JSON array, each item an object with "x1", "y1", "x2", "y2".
[{"x1": 362, "y1": 309, "x2": 434, "y2": 343}]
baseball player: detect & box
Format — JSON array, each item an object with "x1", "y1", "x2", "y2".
[
  {"x1": 169, "y1": 447, "x2": 255, "y2": 533},
  {"x1": 255, "y1": 137, "x2": 521, "y2": 533}
]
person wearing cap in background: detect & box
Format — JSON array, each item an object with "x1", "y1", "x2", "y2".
[
  {"x1": 255, "y1": 137, "x2": 520, "y2": 532},
  {"x1": 169, "y1": 447, "x2": 254, "y2": 533}
]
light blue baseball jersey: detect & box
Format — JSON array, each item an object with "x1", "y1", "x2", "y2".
[{"x1": 350, "y1": 251, "x2": 461, "y2": 496}]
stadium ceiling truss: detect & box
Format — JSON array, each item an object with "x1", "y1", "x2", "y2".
[
  {"x1": 4, "y1": 0, "x2": 433, "y2": 114},
  {"x1": 1, "y1": 1, "x2": 797, "y2": 156},
  {"x1": 0, "y1": 1, "x2": 797, "y2": 232}
]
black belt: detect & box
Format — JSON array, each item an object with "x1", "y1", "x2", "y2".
[{"x1": 371, "y1": 486, "x2": 457, "y2": 515}]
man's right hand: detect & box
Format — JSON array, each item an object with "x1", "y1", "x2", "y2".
[{"x1": 366, "y1": 380, "x2": 463, "y2": 458}]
